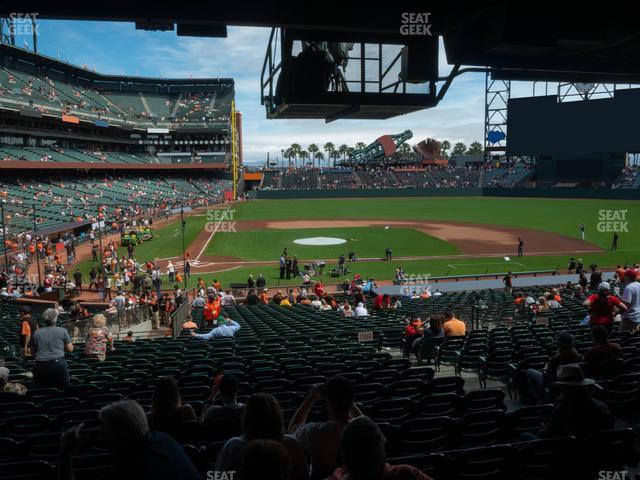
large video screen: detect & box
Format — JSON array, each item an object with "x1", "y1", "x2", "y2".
[{"x1": 506, "y1": 88, "x2": 640, "y2": 156}]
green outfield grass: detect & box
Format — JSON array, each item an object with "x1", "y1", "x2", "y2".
[
  {"x1": 190, "y1": 248, "x2": 640, "y2": 288},
  {"x1": 71, "y1": 196, "x2": 640, "y2": 289},
  {"x1": 231, "y1": 197, "x2": 640, "y2": 251},
  {"x1": 206, "y1": 226, "x2": 458, "y2": 261}
]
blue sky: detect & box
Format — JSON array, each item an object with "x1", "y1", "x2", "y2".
[{"x1": 22, "y1": 20, "x2": 536, "y2": 164}]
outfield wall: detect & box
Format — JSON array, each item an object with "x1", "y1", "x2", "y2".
[{"x1": 254, "y1": 187, "x2": 640, "y2": 200}]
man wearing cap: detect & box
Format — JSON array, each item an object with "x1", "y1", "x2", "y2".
[
  {"x1": 545, "y1": 364, "x2": 613, "y2": 440},
  {"x1": 190, "y1": 315, "x2": 240, "y2": 340},
  {"x1": 621, "y1": 268, "x2": 640, "y2": 332}
]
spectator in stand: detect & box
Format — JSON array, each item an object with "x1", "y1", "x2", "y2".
[
  {"x1": 18, "y1": 306, "x2": 38, "y2": 356},
  {"x1": 423, "y1": 314, "x2": 445, "y2": 338},
  {"x1": 31, "y1": 308, "x2": 73, "y2": 389},
  {"x1": 403, "y1": 316, "x2": 424, "y2": 358},
  {"x1": 373, "y1": 293, "x2": 390, "y2": 310},
  {"x1": 585, "y1": 325, "x2": 624, "y2": 378},
  {"x1": 544, "y1": 364, "x2": 613, "y2": 440},
  {"x1": 190, "y1": 315, "x2": 240, "y2": 340},
  {"x1": 147, "y1": 376, "x2": 197, "y2": 436},
  {"x1": 443, "y1": 311, "x2": 466, "y2": 337},
  {"x1": 242, "y1": 440, "x2": 292, "y2": 480},
  {"x1": 526, "y1": 332, "x2": 583, "y2": 404},
  {"x1": 83, "y1": 314, "x2": 114, "y2": 361},
  {"x1": 201, "y1": 374, "x2": 244, "y2": 439},
  {"x1": 583, "y1": 282, "x2": 627, "y2": 332},
  {"x1": 181, "y1": 315, "x2": 198, "y2": 330},
  {"x1": 621, "y1": 268, "x2": 640, "y2": 332},
  {"x1": 290, "y1": 376, "x2": 363, "y2": 480},
  {"x1": 216, "y1": 393, "x2": 308, "y2": 480},
  {"x1": 59, "y1": 400, "x2": 200, "y2": 480},
  {"x1": 327, "y1": 416, "x2": 432, "y2": 480},
  {"x1": 0, "y1": 366, "x2": 27, "y2": 396},
  {"x1": 354, "y1": 302, "x2": 368, "y2": 318}
]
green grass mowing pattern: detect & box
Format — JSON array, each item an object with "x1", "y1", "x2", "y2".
[
  {"x1": 205, "y1": 226, "x2": 458, "y2": 261},
  {"x1": 232, "y1": 197, "x2": 640, "y2": 251}
]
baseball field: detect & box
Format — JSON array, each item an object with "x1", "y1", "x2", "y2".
[{"x1": 75, "y1": 196, "x2": 640, "y2": 288}]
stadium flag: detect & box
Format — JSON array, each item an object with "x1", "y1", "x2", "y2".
[
  {"x1": 93, "y1": 119, "x2": 109, "y2": 128},
  {"x1": 61, "y1": 114, "x2": 80, "y2": 124}
]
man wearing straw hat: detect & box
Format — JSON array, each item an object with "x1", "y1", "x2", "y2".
[{"x1": 545, "y1": 364, "x2": 613, "y2": 439}]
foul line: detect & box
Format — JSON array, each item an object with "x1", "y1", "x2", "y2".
[
  {"x1": 449, "y1": 261, "x2": 526, "y2": 268},
  {"x1": 195, "y1": 206, "x2": 232, "y2": 262}
]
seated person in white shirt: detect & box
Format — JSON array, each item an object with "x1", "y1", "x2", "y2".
[{"x1": 354, "y1": 303, "x2": 368, "y2": 318}]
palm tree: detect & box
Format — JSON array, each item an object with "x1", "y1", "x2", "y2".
[
  {"x1": 323, "y1": 142, "x2": 335, "y2": 168},
  {"x1": 441, "y1": 140, "x2": 451, "y2": 158},
  {"x1": 283, "y1": 147, "x2": 293, "y2": 168},
  {"x1": 331, "y1": 150, "x2": 341, "y2": 167},
  {"x1": 290, "y1": 143, "x2": 302, "y2": 168},
  {"x1": 300, "y1": 150, "x2": 310, "y2": 167},
  {"x1": 315, "y1": 151, "x2": 324, "y2": 168},
  {"x1": 468, "y1": 141, "x2": 483, "y2": 155},
  {"x1": 338, "y1": 144, "x2": 349, "y2": 160},
  {"x1": 308, "y1": 143, "x2": 319, "y2": 168},
  {"x1": 452, "y1": 142, "x2": 467, "y2": 156},
  {"x1": 355, "y1": 142, "x2": 367, "y2": 150}
]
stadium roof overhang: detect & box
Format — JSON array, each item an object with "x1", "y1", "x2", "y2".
[
  {"x1": 7, "y1": 2, "x2": 640, "y2": 82},
  {"x1": 0, "y1": 161, "x2": 228, "y2": 172},
  {"x1": 6, "y1": 2, "x2": 640, "y2": 121}
]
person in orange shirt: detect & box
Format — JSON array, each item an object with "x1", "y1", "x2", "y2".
[
  {"x1": 443, "y1": 311, "x2": 466, "y2": 337},
  {"x1": 19, "y1": 307, "x2": 38, "y2": 356},
  {"x1": 259, "y1": 288, "x2": 269, "y2": 305}
]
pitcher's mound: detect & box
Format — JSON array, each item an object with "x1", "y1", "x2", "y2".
[{"x1": 293, "y1": 237, "x2": 347, "y2": 246}]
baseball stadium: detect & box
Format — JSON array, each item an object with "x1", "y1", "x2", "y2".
[{"x1": 2, "y1": 4, "x2": 640, "y2": 480}]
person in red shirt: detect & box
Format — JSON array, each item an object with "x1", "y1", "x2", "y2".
[
  {"x1": 314, "y1": 281, "x2": 325, "y2": 298},
  {"x1": 584, "y1": 282, "x2": 627, "y2": 332},
  {"x1": 373, "y1": 294, "x2": 390, "y2": 310},
  {"x1": 403, "y1": 316, "x2": 424, "y2": 358}
]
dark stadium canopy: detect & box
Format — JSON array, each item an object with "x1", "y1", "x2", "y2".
[{"x1": 6, "y1": 1, "x2": 640, "y2": 82}]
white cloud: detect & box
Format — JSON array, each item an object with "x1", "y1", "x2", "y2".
[{"x1": 36, "y1": 21, "x2": 503, "y2": 164}]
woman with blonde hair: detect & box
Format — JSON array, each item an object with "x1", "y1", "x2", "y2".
[{"x1": 83, "y1": 313, "x2": 114, "y2": 361}]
